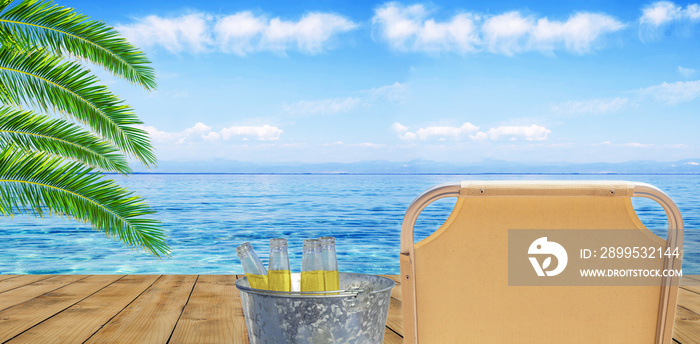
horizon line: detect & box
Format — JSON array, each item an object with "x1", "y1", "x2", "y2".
[{"x1": 108, "y1": 172, "x2": 700, "y2": 176}]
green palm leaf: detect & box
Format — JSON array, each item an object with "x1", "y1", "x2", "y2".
[
  {"x1": 0, "y1": 105, "x2": 130, "y2": 173},
  {"x1": 0, "y1": 47, "x2": 156, "y2": 166},
  {"x1": 0, "y1": 0, "x2": 155, "y2": 90},
  {"x1": 0, "y1": 146, "x2": 168, "y2": 257}
]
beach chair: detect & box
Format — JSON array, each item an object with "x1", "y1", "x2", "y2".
[{"x1": 400, "y1": 181, "x2": 683, "y2": 343}]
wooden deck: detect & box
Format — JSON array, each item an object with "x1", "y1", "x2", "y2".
[{"x1": 0, "y1": 274, "x2": 698, "y2": 343}]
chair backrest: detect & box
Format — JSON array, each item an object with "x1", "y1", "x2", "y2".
[{"x1": 400, "y1": 181, "x2": 683, "y2": 343}]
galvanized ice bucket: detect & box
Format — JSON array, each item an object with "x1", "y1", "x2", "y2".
[{"x1": 235, "y1": 272, "x2": 395, "y2": 344}]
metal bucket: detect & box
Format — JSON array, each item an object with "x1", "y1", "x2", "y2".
[{"x1": 235, "y1": 272, "x2": 395, "y2": 344}]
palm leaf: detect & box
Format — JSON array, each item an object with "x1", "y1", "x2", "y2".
[
  {"x1": 0, "y1": 47, "x2": 156, "y2": 166},
  {"x1": 0, "y1": 105, "x2": 130, "y2": 173},
  {"x1": 0, "y1": 146, "x2": 168, "y2": 257},
  {"x1": 0, "y1": 0, "x2": 156, "y2": 90}
]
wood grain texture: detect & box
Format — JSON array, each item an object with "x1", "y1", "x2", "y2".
[
  {"x1": 0, "y1": 275, "x2": 86, "y2": 311},
  {"x1": 8, "y1": 275, "x2": 160, "y2": 344},
  {"x1": 673, "y1": 287, "x2": 700, "y2": 344},
  {"x1": 0, "y1": 275, "x2": 699, "y2": 344},
  {"x1": 0, "y1": 275, "x2": 122, "y2": 343},
  {"x1": 383, "y1": 327, "x2": 403, "y2": 344},
  {"x1": 83, "y1": 275, "x2": 196, "y2": 344},
  {"x1": 169, "y1": 275, "x2": 247, "y2": 344},
  {"x1": 0, "y1": 275, "x2": 18, "y2": 282},
  {"x1": 386, "y1": 295, "x2": 403, "y2": 339},
  {"x1": 0, "y1": 275, "x2": 54, "y2": 294}
]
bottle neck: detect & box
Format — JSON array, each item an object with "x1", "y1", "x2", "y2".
[
  {"x1": 301, "y1": 248, "x2": 322, "y2": 272},
  {"x1": 268, "y1": 248, "x2": 290, "y2": 271},
  {"x1": 239, "y1": 250, "x2": 267, "y2": 276},
  {"x1": 321, "y1": 246, "x2": 338, "y2": 271}
]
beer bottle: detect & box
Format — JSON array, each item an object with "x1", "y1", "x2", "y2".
[
  {"x1": 236, "y1": 242, "x2": 268, "y2": 289},
  {"x1": 268, "y1": 238, "x2": 291, "y2": 292},
  {"x1": 319, "y1": 236, "x2": 339, "y2": 291},
  {"x1": 301, "y1": 239, "x2": 324, "y2": 292}
]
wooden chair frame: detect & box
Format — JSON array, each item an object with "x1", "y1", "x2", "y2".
[{"x1": 400, "y1": 181, "x2": 684, "y2": 343}]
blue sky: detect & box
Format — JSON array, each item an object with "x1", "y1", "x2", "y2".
[{"x1": 61, "y1": 0, "x2": 700, "y2": 165}]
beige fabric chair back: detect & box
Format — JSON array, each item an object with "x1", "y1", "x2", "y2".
[{"x1": 400, "y1": 181, "x2": 683, "y2": 343}]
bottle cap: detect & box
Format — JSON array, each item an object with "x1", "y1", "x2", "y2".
[
  {"x1": 319, "y1": 236, "x2": 335, "y2": 246},
  {"x1": 270, "y1": 238, "x2": 288, "y2": 248},
  {"x1": 302, "y1": 238, "x2": 320, "y2": 250},
  {"x1": 236, "y1": 242, "x2": 252, "y2": 257}
]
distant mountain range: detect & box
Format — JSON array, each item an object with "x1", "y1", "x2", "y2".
[{"x1": 130, "y1": 158, "x2": 700, "y2": 173}]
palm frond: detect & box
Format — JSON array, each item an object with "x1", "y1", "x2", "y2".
[
  {"x1": 0, "y1": 146, "x2": 168, "y2": 257},
  {"x1": 0, "y1": 105, "x2": 130, "y2": 173},
  {"x1": 0, "y1": 47, "x2": 156, "y2": 167},
  {"x1": 0, "y1": 1, "x2": 12, "y2": 13},
  {"x1": 0, "y1": 0, "x2": 156, "y2": 90}
]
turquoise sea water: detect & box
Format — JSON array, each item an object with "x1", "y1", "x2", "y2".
[{"x1": 1, "y1": 174, "x2": 698, "y2": 275}]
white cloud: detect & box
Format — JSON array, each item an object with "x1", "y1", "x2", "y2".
[
  {"x1": 261, "y1": 13, "x2": 357, "y2": 54},
  {"x1": 685, "y1": 161, "x2": 700, "y2": 165},
  {"x1": 551, "y1": 97, "x2": 629, "y2": 115},
  {"x1": 367, "y1": 82, "x2": 408, "y2": 102},
  {"x1": 219, "y1": 124, "x2": 283, "y2": 141},
  {"x1": 529, "y1": 13, "x2": 625, "y2": 54},
  {"x1": 394, "y1": 122, "x2": 551, "y2": 141},
  {"x1": 354, "y1": 142, "x2": 386, "y2": 147},
  {"x1": 638, "y1": 79, "x2": 700, "y2": 104},
  {"x1": 372, "y1": 3, "x2": 623, "y2": 55},
  {"x1": 640, "y1": 1, "x2": 682, "y2": 27},
  {"x1": 482, "y1": 12, "x2": 531, "y2": 55},
  {"x1": 639, "y1": 1, "x2": 700, "y2": 39},
  {"x1": 137, "y1": 122, "x2": 283, "y2": 143},
  {"x1": 392, "y1": 122, "x2": 417, "y2": 140},
  {"x1": 416, "y1": 122, "x2": 479, "y2": 140},
  {"x1": 214, "y1": 12, "x2": 266, "y2": 55},
  {"x1": 392, "y1": 122, "x2": 409, "y2": 132},
  {"x1": 472, "y1": 125, "x2": 551, "y2": 141},
  {"x1": 286, "y1": 82, "x2": 407, "y2": 116},
  {"x1": 678, "y1": 66, "x2": 696, "y2": 78},
  {"x1": 621, "y1": 142, "x2": 654, "y2": 148},
  {"x1": 372, "y1": 3, "x2": 480, "y2": 53},
  {"x1": 285, "y1": 97, "x2": 361, "y2": 115},
  {"x1": 117, "y1": 13, "x2": 211, "y2": 53},
  {"x1": 137, "y1": 124, "x2": 181, "y2": 142},
  {"x1": 394, "y1": 122, "x2": 479, "y2": 140},
  {"x1": 118, "y1": 11, "x2": 357, "y2": 55}
]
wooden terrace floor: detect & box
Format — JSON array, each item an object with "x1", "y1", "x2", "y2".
[{"x1": 0, "y1": 274, "x2": 698, "y2": 343}]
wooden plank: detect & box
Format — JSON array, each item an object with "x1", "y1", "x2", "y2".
[
  {"x1": 83, "y1": 275, "x2": 196, "y2": 344},
  {"x1": 682, "y1": 285, "x2": 700, "y2": 297},
  {"x1": 386, "y1": 295, "x2": 403, "y2": 338},
  {"x1": 169, "y1": 275, "x2": 247, "y2": 344},
  {"x1": 674, "y1": 290, "x2": 700, "y2": 344},
  {"x1": 0, "y1": 275, "x2": 18, "y2": 282},
  {"x1": 0, "y1": 275, "x2": 87, "y2": 311},
  {"x1": 0, "y1": 275, "x2": 122, "y2": 343},
  {"x1": 384, "y1": 276, "x2": 404, "y2": 343},
  {"x1": 8, "y1": 275, "x2": 160, "y2": 344},
  {"x1": 383, "y1": 327, "x2": 403, "y2": 344},
  {"x1": 0, "y1": 275, "x2": 54, "y2": 293},
  {"x1": 678, "y1": 287, "x2": 700, "y2": 314},
  {"x1": 380, "y1": 275, "x2": 403, "y2": 285}
]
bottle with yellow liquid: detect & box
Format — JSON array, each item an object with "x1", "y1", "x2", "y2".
[
  {"x1": 301, "y1": 239, "x2": 325, "y2": 292},
  {"x1": 268, "y1": 238, "x2": 291, "y2": 292},
  {"x1": 236, "y1": 242, "x2": 268, "y2": 290},
  {"x1": 319, "y1": 236, "x2": 339, "y2": 292}
]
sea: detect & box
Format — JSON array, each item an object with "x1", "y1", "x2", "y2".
[{"x1": 1, "y1": 173, "x2": 698, "y2": 275}]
